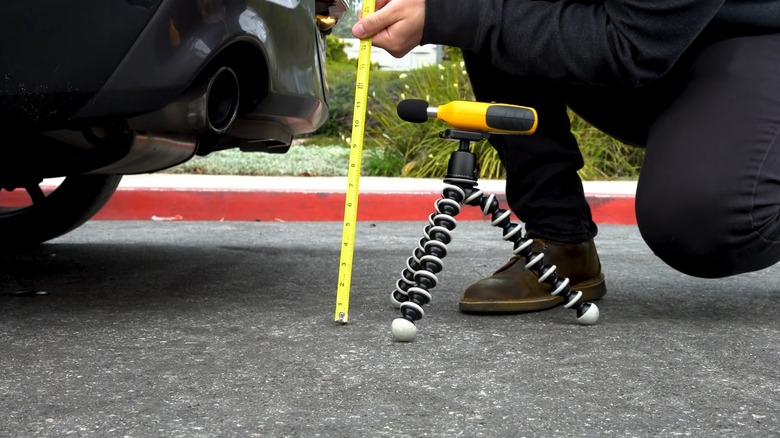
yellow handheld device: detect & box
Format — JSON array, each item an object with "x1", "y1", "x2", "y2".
[{"x1": 396, "y1": 99, "x2": 538, "y2": 135}]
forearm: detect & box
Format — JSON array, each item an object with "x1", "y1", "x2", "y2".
[{"x1": 422, "y1": 0, "x2": 725, "y2": 86}]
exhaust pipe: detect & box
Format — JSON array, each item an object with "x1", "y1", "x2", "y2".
[
  {"x1": 205, "y1": 67, "x2": 240, "y2": 133},
  {"x1": 42, "y1": 128, "x2": 198, "y2": 175},
  {"x1": 129, "y1": 66, "x2": 240, "y2": 135},
  {"x1": 85, "y1": 132, "x2": 197, "y2": 175}
]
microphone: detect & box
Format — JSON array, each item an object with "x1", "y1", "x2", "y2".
[
  {"x1": 397, "y1": 99, "x2": 431, "y2": 123},
  {"x1": 396, "y1": 99, "x2": 537, "y2": 135}
]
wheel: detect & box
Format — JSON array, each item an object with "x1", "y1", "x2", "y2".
[{"x1": 0, "y1": 174, "x2": 122, "y2": 249}]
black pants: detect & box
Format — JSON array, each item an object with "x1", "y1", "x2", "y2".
[{"x1": 464, "y1": 32, "x2": 780, "y2": 278}]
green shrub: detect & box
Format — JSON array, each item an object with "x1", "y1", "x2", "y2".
[
  {"x1": 317, "y1": 62, "x2": 356, "y2": 138},
  {"x1": 315, "y1": 36, "x2": 357, "y2": 138},
  {"x1": 316, "y1": 35, "x2": 390, "y2": 140},
  {"x1": 325, "y1": 34, "x2": 352, "y2": 64},
  {"x1": 364, "y1": 62, "x2": 644, "y2": 180},
  {"x1": 364, "y1": 62, "x2": 504, "y2": 179},
  {"x1": 362, "y1": 146, "x2": 405, "y2": 176},
  {"x1": 318, "y1": 44, "x2": 644, "y2": 180},
  {"x1": 570, "y1": 113, "x2": 645, "y2": 180}
]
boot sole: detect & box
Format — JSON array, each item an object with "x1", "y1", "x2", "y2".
[{"x1": 458, "y1": 274, "x2": 607, "y2": 314}]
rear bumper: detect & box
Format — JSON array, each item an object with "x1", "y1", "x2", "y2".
[
  {"x1": 0, "y1": 0, "x2": 330, "y2": 136},
  {"x1": 0, "y1": 0, "x2": 162, "y2": 128}
]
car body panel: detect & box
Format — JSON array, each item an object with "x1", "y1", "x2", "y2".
[
  {"x1": 0, "y1": 0, "x2": 346, "y2": 136},
  {"x1": 0, "y1": 0, "x2": 350, "y2": 247},
  {"x1": 0, "y1": 0, "x2": 163, "y2": 128}
]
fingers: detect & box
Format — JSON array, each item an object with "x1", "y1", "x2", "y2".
[
  {"x1": 357, "y1": 0, "x2": 393, "y2": 19},
  {"x1": 351, "y1": 0, "x2": 425, "y2": 58},
  {"x1": 352, "y1": 3, "x2": 400, "y2": 39}
]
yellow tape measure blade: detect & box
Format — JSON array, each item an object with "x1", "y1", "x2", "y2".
[{"x1": 334, "y1": 0, "x2": 375, "y2": 324}]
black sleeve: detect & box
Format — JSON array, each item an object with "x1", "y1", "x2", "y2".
[{"x1": 421, "y1": 0, "x2": 726, "y2": 87}]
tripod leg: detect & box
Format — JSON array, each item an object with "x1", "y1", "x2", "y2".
[
  {"x1": 463, "y1": 188, "x2": 600, "y2": 325},
  {"x1": 390, "y1": 183, "x2": 469, "y2": 342}
]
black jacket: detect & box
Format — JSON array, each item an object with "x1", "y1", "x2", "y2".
[{"x1": 421, "y1": 0, "x2": 780, "y2": 86}]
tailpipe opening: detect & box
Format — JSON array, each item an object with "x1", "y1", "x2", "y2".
[
  {"x1": 206, "y1": 67, "x2": 240, "y2": 134},
  {"x1": 128, "y1": 66, "x2": 240, "y2": 135}
]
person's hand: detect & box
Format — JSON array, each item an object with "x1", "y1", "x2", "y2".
[{"x1": 351, "y1": 0, "x2": 425, "y2": 58}]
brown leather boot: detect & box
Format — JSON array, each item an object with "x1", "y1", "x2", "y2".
[{"x1": 459, "y1": 238, "x2": 606, "y2": 313}]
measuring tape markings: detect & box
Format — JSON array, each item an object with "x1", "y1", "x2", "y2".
[{"x1": 334, "y1": 0, "x2": 375, "y2": 324}]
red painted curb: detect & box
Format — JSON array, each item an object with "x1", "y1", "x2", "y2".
[{"x1": 90, "y1": 187, "x2": 637, "y2": 225}]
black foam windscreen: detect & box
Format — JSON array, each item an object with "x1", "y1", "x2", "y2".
[{"x1": 396, "y1": 99, "x2": 429, "y2": 123}]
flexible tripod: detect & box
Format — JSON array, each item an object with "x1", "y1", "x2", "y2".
[{"x1": 389, "y1": 100, "x2": 600, "y2": 342}]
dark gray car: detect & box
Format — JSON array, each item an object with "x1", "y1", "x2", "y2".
[{"x1": 0, "y1": 0, "x2": 349, "y2": 248}]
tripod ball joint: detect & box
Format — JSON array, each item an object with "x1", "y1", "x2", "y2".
[
  {"x1": 577, "y1": 302, "x2": 600, "y2": 325},
  {"x1": 391, "y1": 318, "x2": 418, "y2": 342}
]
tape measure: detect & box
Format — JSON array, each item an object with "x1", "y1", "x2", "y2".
[{"x1": 334, "y1": 0, "x2": 375, "y2": 324}]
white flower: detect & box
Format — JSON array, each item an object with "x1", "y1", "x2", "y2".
[{"x1": 399, "y1": 73, "x2": 408, "y2": 79}]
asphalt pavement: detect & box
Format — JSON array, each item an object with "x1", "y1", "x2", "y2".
[{"x1": 1, "y1": 221, "x2": 779, "y2": 437}]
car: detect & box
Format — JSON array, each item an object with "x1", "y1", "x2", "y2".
[{"x1": 0, "y1": 0, "x2": 349, "y2": 248}]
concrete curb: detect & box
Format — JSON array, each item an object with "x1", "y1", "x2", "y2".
[{"x1": 82, "y1": 174, "x2": 638, "y2": 224}]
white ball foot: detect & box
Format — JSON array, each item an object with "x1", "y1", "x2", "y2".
[
  {"x1": 391, "y1": 318, "x2": 417, "y2": 342},
  {"x1": 577, "y1": 303, "x2": 600, "y2": 325}
]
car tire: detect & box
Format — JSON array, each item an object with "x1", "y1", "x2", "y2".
[{"x1": 0, "y1": 174, "x2": 122, "y2": 249}]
